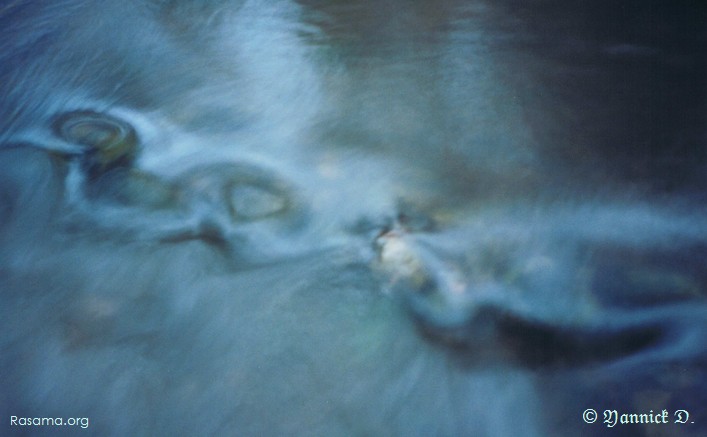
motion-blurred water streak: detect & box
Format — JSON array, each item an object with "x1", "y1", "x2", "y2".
[{"x1": 1, "y1": 1, "x2": 706, "y2": 436}]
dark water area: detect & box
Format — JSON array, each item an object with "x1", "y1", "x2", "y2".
[{"x1": 1, "y1": 1, "x2": 706, "y2": 436}]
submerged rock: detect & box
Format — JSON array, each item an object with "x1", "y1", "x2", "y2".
[{"x1": 90, "y1": 169, "x2": 179, "y2": 210}]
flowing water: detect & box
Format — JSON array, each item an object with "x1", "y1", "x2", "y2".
[{"x1": 1, "y1": 1, "x2": 706, "y2": 436}]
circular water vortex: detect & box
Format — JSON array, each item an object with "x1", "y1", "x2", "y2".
[
  {"x1": 53, "y1": 110, "x2": 139, "y2": 174},
  {"x1": 180, "y1": 162, "x2": 294, "y2": 223}
]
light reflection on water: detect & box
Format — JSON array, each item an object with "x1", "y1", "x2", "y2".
[{"x1": 1, "y1": 1, "x2": 706, "y2": 436}]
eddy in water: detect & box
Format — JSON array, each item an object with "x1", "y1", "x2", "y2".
[{"x1": 1, "y1": 1, "x2": 706, "y2": 436}]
